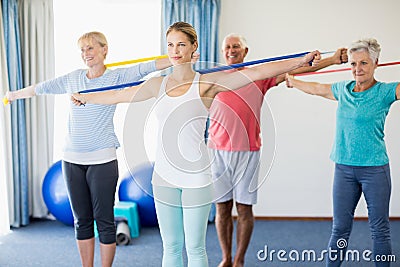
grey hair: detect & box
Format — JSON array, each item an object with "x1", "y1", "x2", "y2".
[
  {"x1": 349, "y1": 38, "x2": 381, "y2": 62},
  {"x1": 221, "y1": 33, "x2": 248, "y2": 50}
]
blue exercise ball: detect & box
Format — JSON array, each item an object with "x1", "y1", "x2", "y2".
[
  {"x1": 42, "y1": 160, "x2": 74, "y2": 226},
  {"x1": 119, "y1": 162, "x2": 157, "y2": 227}
]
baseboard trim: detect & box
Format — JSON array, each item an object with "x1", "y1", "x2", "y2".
[{"x1": 247, "y1": 216, "x2": 400, "y2": 221}]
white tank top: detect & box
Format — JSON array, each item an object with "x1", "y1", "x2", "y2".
[{"x1": 152, "y1": 72, "x2": 211, "y2": 188}]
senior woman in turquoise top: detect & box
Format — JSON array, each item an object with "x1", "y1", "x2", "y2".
[{"x1": 286, "y1": 38, "x2": 399, "y2": 267}]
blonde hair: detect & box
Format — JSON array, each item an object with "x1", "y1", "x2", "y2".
[
  {"x1": 349, "y1": 38, "x2": 381, "y2": 62},
  {"x1": 78, "y1": 31, "x2": 108, "y2": 47}
]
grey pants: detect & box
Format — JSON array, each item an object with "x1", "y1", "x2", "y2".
[{"x1": 62, "y1": 160, "x2": 119, "y2": 244}]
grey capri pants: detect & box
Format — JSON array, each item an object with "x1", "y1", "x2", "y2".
[{"x1": 62, "y1": 160, "x2": 119, "y2": 244}]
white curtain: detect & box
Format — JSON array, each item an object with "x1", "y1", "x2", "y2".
[
  {"x1": 0, "y1": 2, "x2": 12, "y2": 235},
  {"x1": 18, "y1": 0, "x2": 55, "y2": 218}
]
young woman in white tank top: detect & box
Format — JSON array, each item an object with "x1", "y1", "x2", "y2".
[{"x1": 72, "y1": 22, "x2": 319, "y2": 267}]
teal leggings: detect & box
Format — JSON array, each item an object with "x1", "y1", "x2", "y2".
[{"x1": 153, "y1": 185, "x2": 212, "y2": 267}]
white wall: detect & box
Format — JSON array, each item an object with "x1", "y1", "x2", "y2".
[{"x1": 219, "y1": 0, "x2": 400, "y2": 217}]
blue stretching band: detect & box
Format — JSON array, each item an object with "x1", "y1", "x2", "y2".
[
  {"x1": 79, "y1": 51, "x2": 331, "y2": 94},
  {"x1": 198, "y1": 51, "x2": 310, "y2": 74}
]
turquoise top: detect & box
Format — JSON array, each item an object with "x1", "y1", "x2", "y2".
[{"x1": 330, "y1": 80, "x2": 398, "y2": 166}]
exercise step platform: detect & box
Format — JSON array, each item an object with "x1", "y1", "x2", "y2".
[{"x1": 94, "y1": 201, "x2": 140, "y2": 238}]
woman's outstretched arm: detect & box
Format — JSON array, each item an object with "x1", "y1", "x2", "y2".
[
  {"x1": 71, "y1": 77, "x2": 162, "y2": 105},
  {"x1": 201, "y1": 51, "x2": 321, "y2": 98},
  {"x1": 5, "y1": 85, "x2": 36, "y2": 103},
  {"x1": 285, "y1": 73, "x2": 335, "y2": 100}
]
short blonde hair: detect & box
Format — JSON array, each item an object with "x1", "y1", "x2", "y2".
[{"x1": 349, "y1": 38, "x2": 381, "y2": 62}]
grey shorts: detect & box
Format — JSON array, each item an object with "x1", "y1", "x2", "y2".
[{"x1": 210, "y1": 149, "x2": 260, "y2": 205}]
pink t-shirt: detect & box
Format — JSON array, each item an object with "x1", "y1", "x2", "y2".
[{"x1": 207, "y1": 76, "x2": 276, "y2": 151}]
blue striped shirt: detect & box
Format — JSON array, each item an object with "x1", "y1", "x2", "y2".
[{"x1": 35, "y1": 61, "x2": 156, "y2": 162}]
